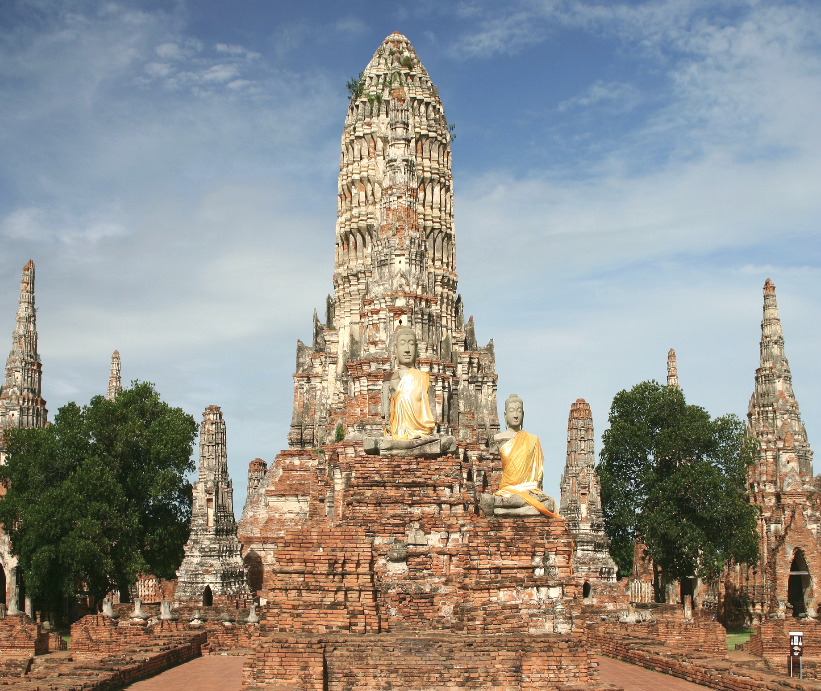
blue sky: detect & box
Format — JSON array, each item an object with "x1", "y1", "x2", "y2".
[{"x1": 1, "y1": 0, "x2": 820, "y2": 510}]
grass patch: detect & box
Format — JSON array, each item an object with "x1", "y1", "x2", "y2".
[{"x1": 726, "y1": 629, "x2": 752, "y2": 650}]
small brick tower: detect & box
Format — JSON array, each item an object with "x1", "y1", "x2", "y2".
[
  {"x1": 105, "y1": 350, "x2": 121, "y2": 401},
  {"x1": 0, "y1": 260, "x2": 47, "y2": 455},
  {"x1": 559, "y1": 399, "x2": 617, "y2": 588},
  {"x1": 667, "y1": 348, "x2": 679, "y2": 389},
  {"x1": 0, "y1": 260, "x2": 48, "y2": 611},
  {"x1": 175, "y1": 405, "x2": 249, "y2": 604}
]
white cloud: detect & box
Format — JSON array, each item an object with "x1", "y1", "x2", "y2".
[
  {"x1": 155, "y1": 39, "x2": 201, "y2": 60},
  {"x1": 201, "y1": 63, "x2": 241, "y2": 83},
  {"x1": 334, "y1": 17, "x2": 369, "y2": 37},
  {"x1": 1, "y1": 207, "x2": 127, "y2": 245},
  {"x1": 557, "y1": 80, "x2": 640, "y2": 112}
]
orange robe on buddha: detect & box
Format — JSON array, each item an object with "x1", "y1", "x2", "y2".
[
  {"x1": 496, "y1": 430, "x2": 560, "y2": 519},
  {"x1": 389, "y1": 368, "x2": 435, "y2": 439}
]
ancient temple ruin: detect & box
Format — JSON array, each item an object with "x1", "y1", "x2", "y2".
[
  {"x1": 175, "y1": 405, "x2": 249, "y2": 604},
  {"x1": 105, "y1": 350, "x2": 122, "y2": 401},
  {"x1": 286, "y1": 32, "x2": 497, "y2": 449},
  {"x1": 0, "y1": 260, "x2": 47, "y2": 455},
  {"x1": 0, "y1": 260, "x2": 48, "y2": 612},
  {"x1": 667, "y1": 348, "x2": 679, "y2": 389},
  {"x1": 238, "y1": 33, "x2": 603, "y2": 690},
  {"x1": 559, "y1": 399, "x2": 617, "y2": 591},
  {"x1": 723, "y1": 278, "x2": 819, "y2": 625}
]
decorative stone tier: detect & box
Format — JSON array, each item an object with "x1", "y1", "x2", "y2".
[
  {"x1": 240, "y1": 441, "x2": 589, "y2": 688},
  {"x1": 287, "y1": 33, "x2": 499, "y2": 451},
  {"x1": 244, "y1": 631, "x2": 611, "y2": 691}
]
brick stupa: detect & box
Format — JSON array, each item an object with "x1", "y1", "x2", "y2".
[
  {"x1": 175, "y1": 405, "x2": 250, "y2": 604},
  {"x1": 239, "y1": 33, "x2": 603, "y2": 690},
  {"x1": 723, "y1": 279, "x2": 819, "y2": 625},
  {"x1": 559, "y1": 399, "x2": 617, "y2": 590},
  {"x1": 0, "y1": 260, "x2": 48, "y2": 612}
]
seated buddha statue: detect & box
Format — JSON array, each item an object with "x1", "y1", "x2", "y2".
[
  {"x1": 364, "y1": 325, "x2": 454, "y2": 456},
  {"x1": 491, "y1": 394, "x2": 560, "y2": 518},
  {"x1": 384, "y1": 325, "x2": 436, "y2": 439}
]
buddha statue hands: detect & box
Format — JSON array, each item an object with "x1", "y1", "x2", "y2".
[
  {"x1": 364, "y1": 325, "x2": 454, "y2": 457},
  {"x1": 487, "y1": 394, "x2": 560, "y2": 519}
]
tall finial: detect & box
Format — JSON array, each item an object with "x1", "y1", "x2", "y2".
[
  {"x1": 747, "y1": 277, "x2": 813, "y2": 489},
  {"x1": 666, "y1": 348, "x2": 679, "y2": 389},
  {"x1": 0, "y1": 260, "x2": 47, "y2": 440},
  {"x1": 106, "y1": 350, "x2": 122, "y2": 401},
  {"x1": 759, "y1": 278, "x2": 785, "y2": 370}
]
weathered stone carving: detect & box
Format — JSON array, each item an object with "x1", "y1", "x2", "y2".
[
  {"x1": 130, "y1": 598, "x2": 149, "y2": 620},
  {"x1": 175, "y1": 406, "x2": 250, "y2": 604},
  {"x1": 723, "y1": 279, "x2": 818, "y2": 626},
  {"x1": 238, "y1": 34, "x2": 595, "y2": 690},
  {"x1": 667, "y1": 348, "x2": 679, "y2": 389},
  {"x1": 485, "y1": 394, "x2": 559, "y2": 518},
  {"x1": 364, "y1": 325, "x2": 455, "y2": 456},
  {"x1": 246, "y1": 603, "x2": 259, "y2": 625},
  {"x1": 559, "y1": 398, "x2": 617, "y2": 583},
  {"x1": 159, "y1": 600, "x2": 176, "y2": 621},
  {"x1": 0, "y1": 260, "x2": 47, "y2": 444},
  {"x1": 0, "y1": 260, "x2": 47, "y2": 609},
  {"x1": 285, "y1": 33, "x2": 499, "y2": 450},
  {"x1": 101, "y1": 598, "x2": 118, "y2": 619},
  {"x1": 105, "y1": 349, "x2": 121, "y2": 401}
]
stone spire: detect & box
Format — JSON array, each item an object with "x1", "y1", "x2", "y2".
[
  {"x1": 288, "y1": 32, "x2": 498, "y2": 448},
  {"x1": 105, "y1": 350, "x2": 121, "y2": 401},
  {"x1": 559, "y1": 399, "x2": 616, "y2": 582},
  {"x1": 666, "y1": 348, "x2": 679, "y2": 389},
  {"x1": 175, "y1": 405, "x2": 249, "y2": 603},
  {"x1": 0, "y1": 260, "x2": 47, "y2": 449},
  {"x1": 746, "y1": 278, "x2": 813, "y2": 492}
]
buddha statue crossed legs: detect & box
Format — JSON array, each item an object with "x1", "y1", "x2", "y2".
[
  {"x1": 490, "y1": 394, "x2": 560, "y2": 519},
  {"x1": 364, "y1": 325, "x2": 455, "y2": 457}
]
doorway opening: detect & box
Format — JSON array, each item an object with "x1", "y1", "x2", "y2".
[{"x1": 788, "y1": 550, "x2": 810, "y2": 617}]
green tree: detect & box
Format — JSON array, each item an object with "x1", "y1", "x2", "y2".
[
  {"x1": 598, "y1": 380, "x2": 759, "y2": 591},
  {"x1": 0, "y1": 381, "x2": 197, "y2": 614}
]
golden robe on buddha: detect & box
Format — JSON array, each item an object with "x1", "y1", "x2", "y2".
[
  {"x1": 389, "y1": 368, "x2": 436, "y2": 439},
  {"x1": 496, "y1": 430, "x2": 560, "y2": 518}
]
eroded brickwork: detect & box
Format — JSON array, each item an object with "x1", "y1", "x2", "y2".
[
  {"x1": 175, "y1": 406, "x2": 250, "y2": 604},
  {"x1": 724, "y1": 279, "x2": 821, "y2": 626},
  {"x1": 559, "y1": 398, "x2": 618, "y2": 591},
  {"x1": 105, "y1": 349, "x2": 121, "y2": 401},
  {"x1": 286, "y1": 32, "x2": 498, "y2": 450},
  {"x1": 238, "y1": 32, "x2": 594, "y2": 690},
  {"x1": 0, "y1": 260, "x2": 48, "y2": 612}
]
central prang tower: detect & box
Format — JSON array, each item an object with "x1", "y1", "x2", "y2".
[
  {"x1": 240, "y1": 34, "x2": 602, "y2": 691},
  {"x1": 289, "y1": 32, "x2": 497, "y2": 449}
]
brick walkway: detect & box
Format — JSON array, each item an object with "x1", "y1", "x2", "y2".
[
  {"x1": 598, "y1": 655, "x2": 712, "y2": 689},
  {"x1": 125, "y1": 655, "x2": 245, "y2": 691},
  {"x1": 125, "y1": 653, "x2": 714, "y2": 690}
]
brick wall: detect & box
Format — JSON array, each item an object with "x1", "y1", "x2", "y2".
[
  {"x1": 0, "y1": 613, "x2": 48, "y2": 657},
  {"x1": 588, "y1": 606, "x2": 727, "y2": 657},
  {"x1": 750, "y1": 618, "x2": 821, "y2": 677},
  {"x1": 243, "y1": 631, "x2": 613, "y2": 691}
]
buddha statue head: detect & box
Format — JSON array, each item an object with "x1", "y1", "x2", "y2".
[
  {"x1": 393, "y1": 325, "x2": 418, "y2": 368},
  {"x1": 504, "y1": 394, "x2": 524, "y2": 431}
]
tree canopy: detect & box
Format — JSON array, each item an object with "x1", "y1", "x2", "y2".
[
  {"x1": 0, "y1": 381, "x2": 197, "y2": 611},
  {"x1": 597, "y1": 380, "x2": 759, "y2": 588}
]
